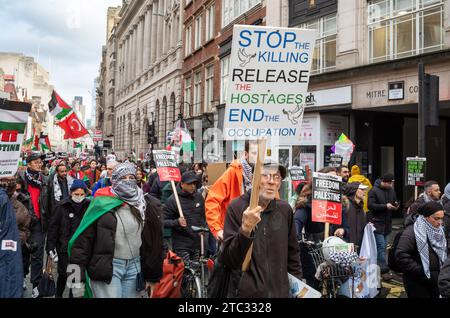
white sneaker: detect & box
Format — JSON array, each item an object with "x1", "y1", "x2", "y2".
[
  {"x1": 31, "y1": 287, "x2": 39, "y2": 298},
  {"x1": 23, "y1": 278, "x2": 27, "y2": 290}
]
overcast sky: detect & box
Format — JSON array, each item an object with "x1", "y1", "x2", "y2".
[{"x1": 0, "y1": 0, "x2": 122, "y2": 119}]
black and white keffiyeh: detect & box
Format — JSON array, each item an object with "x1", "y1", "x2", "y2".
[
  {"x1": 53, "y1": 174, "x2": 74, "y2": 202},
  {"x1": 414, "y1": 215, "x2": 447, "y2": 278},
  {"x1": 240, "y1": 156, "x2": 253, "y2": 192},
  {"x1": 329, "y1": 251, "x2": 359, "y2": 267},
  {"x1": 25, "y1": 168, "x2": 43, "y2": 188}
]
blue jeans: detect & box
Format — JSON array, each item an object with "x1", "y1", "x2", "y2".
[
  {"x1": 90, "y1": 257, "x2": 141, "y2": 298},
  {"x1": 374, "y1": 233, "x2": 389, "y2": 270}
]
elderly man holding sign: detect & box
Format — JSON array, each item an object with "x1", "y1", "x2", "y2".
[{"x1": 220, "y1": 159, "x2": 302, "y2": 298}]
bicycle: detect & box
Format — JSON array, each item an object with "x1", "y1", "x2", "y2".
[{"x1": 181, "y1": 225, "x2": 212, "y2": 298}]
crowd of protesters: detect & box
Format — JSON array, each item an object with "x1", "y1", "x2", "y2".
[{"x1": 1, "y1": 145, "x2": 450, "y2": 299}]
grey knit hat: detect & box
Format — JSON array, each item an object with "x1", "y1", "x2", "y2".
[{"x1": 111, "y1": 163, "x2": 136, "y2": 184}]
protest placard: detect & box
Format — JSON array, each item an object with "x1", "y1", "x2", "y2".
[
  {"x1": 406, "y1": 157, "x2": 426, "y2": 187},
  {"x1": 311, "y1": 172, "x2": 342, "y2": 226},
  {"x1": 0, "y1": 99, "x2": 32, "y2": 177},
  {"x1": 154, "y1": 150, "x2": 181, "y2": 182},
  {"x1": 223, "y1": 25, "x2": 316, "y2": 145}
]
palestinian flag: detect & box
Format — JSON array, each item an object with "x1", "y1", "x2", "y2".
[
  {"x1": 68, "y1": 189, "x2": 123, "y2": 298},
  {"x1": 0, "y1": 99, "x2": 32, "y2": 177},
  {"x1": 48, "y1": 90, "x2": 72, "y2": 121},
  {"x1": 22, "y1": 137, "x2": 33, "y2": 148},
  {"x1": 73, "y1": 141, "x2": 83, "y2": 149},
  {"x1": 39, "y1": 133, "x2": 51, "y2": 152}
]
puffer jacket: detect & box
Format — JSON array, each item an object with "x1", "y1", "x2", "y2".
[
  {"x1": 221, "y1": 191, "x2": 302, "y2": 298},
  {"x1": 69, "y1": 194, "x2": 164, "y2": 283},
  {"x1": 10, "y1": 194, "x2": 31, "y2": 244},
  {"x1": 164, "y1": 185, "x2": 206, "y2": 252}
]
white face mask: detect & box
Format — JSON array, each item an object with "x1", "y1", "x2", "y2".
[{"x1": 72, "y1": 195, "x2": 85, "y2": 203}]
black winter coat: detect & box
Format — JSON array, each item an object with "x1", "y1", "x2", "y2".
[
  {"x1": 294, "y1": 199, "x2": 324, "y2": 240},
  {"x1": 47, "y1": 173, "x2": 72, "y2": 219},
  {"x1": 164, "y1": 186, "x2": 206, "y2": 251},
  {"x1": 69, "y1": 194, "x2": 164, "y2": 283},
  {"x1": 18, "y1": 170, "x2": 49, "y2": 232},
  {"x1": 367, "y1": 179, "x2": 398, "y2": 235},
  {"x1": 331, "y1": 197, "x2": 367, "y2": 247},
  {"x1": 46, "y1": 197, "x2": 90, "y2": 254},
  {"x1": 438, "y1": 256, "x2": 450, "y2": 298},
  {"x1": 442, "y1": 196, "x2": 450, "y2": 252},
  {"x1": 395, "y1": 219, "x2": 442, "y2": 298},
  {"x1": 221, "y1": 191, "x2": 302, "y2": 298}
]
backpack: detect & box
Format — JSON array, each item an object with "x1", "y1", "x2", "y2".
[
  {"x1": 387, "y1": 229, "x2": 404, "y2": 273},
  {"x1": 151, "y1": 251, "x2": 184, "y2": 298}
]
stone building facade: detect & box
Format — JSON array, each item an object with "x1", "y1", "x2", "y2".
[{"x1": 109, "y1": 0, "x2": 184, "y2": 160}]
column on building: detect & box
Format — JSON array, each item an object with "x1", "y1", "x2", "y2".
[
  {"x1": 132, "y1": 25, "x2": 137, "y2": 80},
  {"x1": 125, "y1": 35, "x2": 130, "y2": 84},
  {"x1": 151, "y1": 2, "x2": 158, "y2": 65},
  {"x1": 157, "y1": 0, "x2": 164, "y2": 59},
  {"x1": 137, "y1": 16, "x2": 144, "y2": 76},
  {"x1": 143, "y1": 8, "x2": 150, "y2": 71}
]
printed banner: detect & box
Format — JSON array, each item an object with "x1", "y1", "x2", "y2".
[
  {"x1": 224, "y1": 25, "x2": 316, "y2": 144},
  {"x1": 312, "y1": 172, "x2": 342, "y2": 225},
  {"x1": 0, "y1": 99, "x2": 32, "y2": 177},
  {"x1": 154, "y1": 150, "x2": 181, "y2": 182},
  {"x1": 406, "y1": 157, "x2": 426, "y2": 187}
]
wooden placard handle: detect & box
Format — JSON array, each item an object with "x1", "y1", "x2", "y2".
[
  {"x1": 242, "y1": 139, "x2": 267, "y2": 272},
  {"x1": 171, "y1": 180, "x2": 184, "y2": 219}
]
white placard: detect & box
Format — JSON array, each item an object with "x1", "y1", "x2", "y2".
[{"x1": 224, "y1": 25, "x2": 317, "y2": 145}]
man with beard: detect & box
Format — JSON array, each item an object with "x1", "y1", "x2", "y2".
[
  {"x1": 205, "y1": 141, "x2": 258, "y2": 242},
  {"x1": 337, "y1": 165, "x2": 350, "y2": 183},
  {"x1": 17, "y1": 152, "x2": 48, "y2": 297},
  {"x1": 48, "y1": 163, "x2": 74, "y2": 219}
]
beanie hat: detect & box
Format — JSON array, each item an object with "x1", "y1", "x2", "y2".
[
  {"x1": 351, "y1": 165, "x2": 361, "y2": 176},
  {"x1": 112, "y1": 163, "x2": 136, "y2": 185},
  {"x1": 445, "y1": 183, "x2": 450, "y2": 200},
  {"x1": 344, "y1": 182, "x2": 360, "y2": 197},
  {"x1": 70, "y1": 179, "x2": 87, "y2": 192},
  {"x1": 418, "y1": 201, "x2": 444, "y2": 217}
]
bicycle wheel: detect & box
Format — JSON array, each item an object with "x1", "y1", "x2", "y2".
[{"x1": 182, "y1": 274, "x2": 202, "y2": 298}]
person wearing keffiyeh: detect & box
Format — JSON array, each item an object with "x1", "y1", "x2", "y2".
[{"x1": 395, "y1": 201, "x2": 447, "y2": 298}]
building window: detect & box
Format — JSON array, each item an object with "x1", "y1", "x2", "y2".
[
  {"x1": 220, "y1": 56, "x2": 230, "y2": 104},
  {"x1": 205, "y1": 65, "x2": 214, "y2": 112},
  {"x1": 299, "y1": 13, "x2": 337, "y2": 75},
  {"x1": 205, "y1": 4, "x2": 215, "y2": 41},
  {"x1": 222, "y1": 0, "x2": 261, "y2": 28},
  {"x1": 194, "y1": 15, "x2": 202, "y2": 50},
  {"x1": 368, "y1": 0, "x2": 444, "y2": 63},
  {"x1": 185, "y1": 24, "x2": 192, "y2": 56},
  {"x1": 193, "y1": 71, "x2": 202, "y2": 116},
  {"x1": 184, "y1": 77, "x2": 192, "y2": 117}
]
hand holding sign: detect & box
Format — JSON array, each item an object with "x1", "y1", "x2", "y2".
[{"x1": 241, "y1": 206, "x2": 264, "y2": 237}]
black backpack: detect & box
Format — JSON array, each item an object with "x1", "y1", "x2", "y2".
[{"x1": 387, "y1": 229, "x2": 404, "y2": 273}]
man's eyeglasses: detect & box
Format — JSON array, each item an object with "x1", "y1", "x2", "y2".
[{"x1": 261, "y1": 173, "x2": 282, "y2": 182}]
